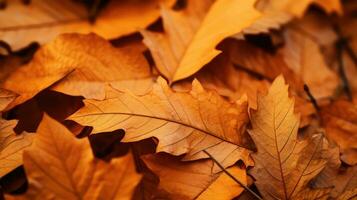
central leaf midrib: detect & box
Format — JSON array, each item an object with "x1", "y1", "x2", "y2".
[{"x1": 73, "y1": 112, "x2": 241, "y2": 147}]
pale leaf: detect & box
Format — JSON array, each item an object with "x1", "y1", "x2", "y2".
[{"x1": 69, "y1": 77, "x2": 253, "y2": 169}]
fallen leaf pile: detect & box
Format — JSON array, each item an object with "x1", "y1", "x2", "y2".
[{"x1": 0, "y1": 0, "x2": 356, "y2": 199}]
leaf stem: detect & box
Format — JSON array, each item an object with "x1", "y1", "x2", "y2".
[{"x1": 203, "y1": 150, "x2": 263, "y2": 200}]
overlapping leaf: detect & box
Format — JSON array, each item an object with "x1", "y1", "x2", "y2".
[
  {"x1": 0, "y1": 0, "x2": 175, "y2": 50},
  {"x1": 0, "y1": 118, "x2": 33, "y2": 177},
  {"x1": 69, "y1": 77, "x2": 253, "y2": 168},
  {"x1": 142, "y1": 0, "x2": 261, "y2": 82},
  {"x1": 281, "y1": 28, "x2": 339, "y2": 99},
  {"x1": 1, "y1": 33, "x2": 153, "y2": 110},
  {"x1": 143, "y1": 153, "x2": 247, "y2": 200},
  {"x1": 7, "y1": 115, "x2": 141, "y2": 199},
  {"x1": 249, "y1": 76, "x2": 328, "y2": 199}
]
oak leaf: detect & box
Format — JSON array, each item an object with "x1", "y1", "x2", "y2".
[
  {"x1": 142, "y1": 153, "x2": 247, "y2": 200},
  {"x1": 142, "y1": 0, "x2": 261, "y2": 82},
  {"x1": 6, "y1": 114, "x2": 141, "y2": 200},
  {"x1": 249, "y1": 75, "x2": 327, "y2": 200},
  {"x1": 0, "y1": 0, "x2": 175, "y2": 50},
  {"x1": 0, "y1": 118, "x2": 33, "y2": 178},
  {"x1": 2, "y1": 33, "x2": 153, "y2": 110},
  {"x1": 69, "y1": 77, "x2": 253, "y2": 169}
]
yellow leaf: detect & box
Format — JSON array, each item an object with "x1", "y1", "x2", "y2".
[
  {"x1": 249, "y1": 75, "x2": 327, "y2": 200},
  {"x1": 142, "y1": 0, "x2": 261, "y2": 82},
  {"x1": 2, "y1": 33, "x2": 152, "y2": 110},
  {"x1": 0, "y1": 0, "x2": 175, "y2": 50},
  {"x1": 0, "y1": 119, "x2": 33, "y2": 177},
  {"x1": 69, "y1": 77, "x2": 253, "y2": 169},
  {"x1": 6, "y1": 114, "x2": 141, "y2": 199},
  {"x1": 142, "y1": 153, "x2": 247, "y2": 200}
]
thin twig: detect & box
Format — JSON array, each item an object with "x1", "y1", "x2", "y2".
[
  {"x1": 303, "y1": 84, "x2": 320, "y2": 113},
  {"x1": 336, "y1": 40, "x2": 353, "y2": 100},
  {"x1": 203, "y1": 150, "x2": 263, "y2": 200},
  {"x1": 345, "y1": 42, "x2": 357, "y2": 67}
]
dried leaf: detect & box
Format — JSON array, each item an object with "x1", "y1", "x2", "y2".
[
  {"x1": 249, "y1": 75, "x2": 327, "y2": 199},
  {"x1": 142, "y1": 153, "x2": 247, "y2": 200},
  {"x1": 227, "y1": 40, "x2": 304, "y2": 92},
  {"x1": 2, "y1": 33, "x2": 152, "y2": 110},
  {"x1": 293, "y1": 188, "x2": 331, "y2": 200},
  {"x1": 142, "y1": 0, "x2": 261, "y2": 82},
  {"x1": 0, "y1": 0, "x2": 175, "y2": 50},
  {"x1": 281, "y1": 28, "x2": 339, "y2": 99},
  {"x1": 6, "y1": 114, "x2": 141, "y2": 199},
  {"x1": 0, "y1": 89, "x2": 16, "y2": 112},
  {"x1": 69, "y1": 77, "x2": 253, "y2": 169},
  {"x1": 0, "y1": 119, "x2": 33, "y2": 178},
  {"x1": 321, "y1": 100, "x2": 357, "y2": 165},
  {"x1": 257, "y1": 0, "x2": 342, "y2": 17}
]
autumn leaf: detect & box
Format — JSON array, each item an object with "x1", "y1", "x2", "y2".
[
  {"x1": 256, "y1": 0, "x2": 342, "y2": 17},
  {"x1": 227, "y1": 39, "x2": 304, "y2": 91},
  {"x1": 0, "y1": 89, "x2": 16, "y2": 112},
  {"x1": 321, "y1": 100, "x2": 357, "y2": 165},
  {"x1": 0, "y1": 0, "x2": 175, "y2": 50},
  {"x1": 69, "y1": 77, "x2": 253, "y2": 169},
  {"x1": 142, "y1": 0, "x2": 261, "y2": 82},
  {"x1": 1, "y1": 33, "x2": 153, "y2": 110},
  {"x1": 142, "y1": 153, "x2": 247, "y2": 200},
  {"x1": 0, "y1": 118, "x2": 33, "y2": 178},
  {"x1": 281, "y1": 28, "x2": 339, "y2": 99},
  {"x1": 248, "y1": 75, "x2": 328, "y2": 199},
  {"x1": 6, "y1": 114, "x2": 141, "y2": 199}
]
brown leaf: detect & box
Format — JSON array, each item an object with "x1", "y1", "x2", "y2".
[
  {"x1": 256, "y1": 0, "x2": 342, "y2": 17},
  {"x1": 69, "y1": 77, "x2": 253, "y2": 169},
  {"x1": 281, "y1": 28, "x2": 339, "y2": 99},
  {"x1": 2, "y1": 33, "x2": 152, "y2": 110},
  {"x1": 293, "y1": 188, "x2": 331, "y2": 200},
  {"x1": 249, "y1": 75, "x2": 327, "y2": 199},
  {"x1": 0, "y1": 118, "x2": 33, "y2": 178},
  {"x1": 0, "y1": 89, "x2": 16, "y2": 112},
  {"x1": 142, "y1": 0, "x2": 261, "y2": 82},
  {"x1": 227, "y1": 39, "x2": 304, "y2": 92},
  {"x1": 321, "y1": 100, "x2": 357, "y2": 165},
  {"x1": 6, "y1": 114, "x2": 142, "y2": 199},
  {"x1": 0, "y1": 0, "x2": 175, "y2": 50},
  {"x1": 142, "y1": 153, "x2": 247, "y2": 200},
  {"x1": 172, "y1": 53, "x2": 270, "y2": 110}
]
